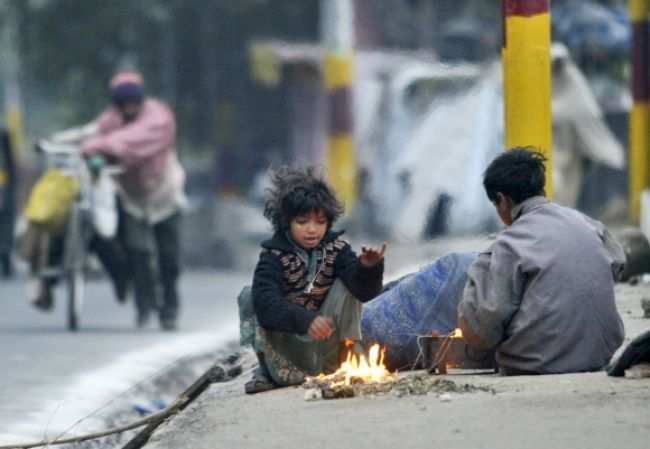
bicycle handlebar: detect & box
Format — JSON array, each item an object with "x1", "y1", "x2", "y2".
[
  {"x1": 36, "y1": 139, "x2": 79, "y2": 155},
  {"x1": 36, "y1": 139, "x2": 124, "y2": 174}
]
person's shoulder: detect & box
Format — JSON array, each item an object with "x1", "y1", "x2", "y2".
[
  {"x1": 508, "y1": 201, "x2": 602, "y2": 244},
  {"x1": 534, "y1": 200, "x2": 586, "y2": 219},
  {"x1": 493, "y1": 220, "x2": 534, "y2": 253},
  {"x1": 547, "y1": 202, "x2": 604, "y2": 230},
  {"x1": 146, "y1": 97, "x2": 171, "y2": 108},
  {"x1": 260, "y1": 232, "x2": 292, "y2": 252},
  {"x1": 142, "y1": 98, "x2": 174, "y2": 119},
  {"x1": 256, "y1": 244, "x2": 285, "y2": 267},
  {"x1": 95, "y1": 107, "x2": 122, "y2": 129},
  {"x1": 509, "y1": 199, "x2": 560, "y2": 229},
  {"x1": 491, "y1": 230, "x2": 516, "y2": 249},
  {"x1": 324, "y1": 230, "x2": 349, "y2": 249}
]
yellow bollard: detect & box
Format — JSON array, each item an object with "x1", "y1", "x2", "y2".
[
  {"x1": 629, "y1": 0, "x2": 650, "y2": 223},
  {"x1": 502, "y1": 0, "x2": 553, "y2": 198},
  {"x1": 321, "y1": 0, "x2": 356, "y2": 213},
  {"x1": 324, "y1": 51, "x2": 356, "y2": 212},
  {"x1": 5, "y1": 106, "x2": 23, "y2": 156}
]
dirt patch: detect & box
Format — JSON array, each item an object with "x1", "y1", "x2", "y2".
[{"x1": 303, "y1": 373, "x2": 495, "y2": 399}]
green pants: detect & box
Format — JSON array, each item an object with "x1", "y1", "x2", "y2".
[{"x1": 238, "y1": 280, "x2": 363, "y2": 386}]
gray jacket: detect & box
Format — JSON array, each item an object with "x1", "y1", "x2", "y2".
[{"x1": 458, "y1": 196, "x2": 625, "y2": 374}]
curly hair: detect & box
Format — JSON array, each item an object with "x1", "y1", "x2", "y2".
[
  {"x1": 263, "y1": 166, "x2": 345, "y2": 232},
  {"x1": 483, "y1": 147, "x2": 547, "y2": 204}
]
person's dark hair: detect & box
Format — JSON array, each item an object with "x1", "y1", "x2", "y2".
[
  {"x1": 483, "y1": 147, "x2": 547, "y2": 204},
  {"x1": 263, "y1": 165, "x2": 344, "y2": 232}
]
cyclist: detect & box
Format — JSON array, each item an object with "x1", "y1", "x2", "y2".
[
  {"x1": 26, "y1": 71, "x2": 186, "y2": 332},
  {"x1": 82, "y1": 71, "x2": 187, "y2": 331}
]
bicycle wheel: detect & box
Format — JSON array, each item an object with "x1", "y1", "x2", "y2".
[
  {"x1": 67, "y1": 266, "x2": 84, "y2": 330},
  {"x1": 64, "y1": 202, "x2": 86, "y2": 331}
]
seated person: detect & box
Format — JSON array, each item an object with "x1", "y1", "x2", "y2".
[
  {"x1": 239, "y1": 166, "x2": 386, "y2": 393},
  {"x1": 458, "y1": 147, "x2": 625, "y2": 375}
]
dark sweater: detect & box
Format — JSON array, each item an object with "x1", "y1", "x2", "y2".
[{"x1": 251, "y1": 230, "x2": 384, "y2": 335}]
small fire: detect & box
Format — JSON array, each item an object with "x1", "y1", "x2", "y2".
[
  {"x1": 451, "y1": 328, "x2": 463, "y2": 338},
  {"x1": 313, "y1": 339, "x2": 396, "y2": 386}
]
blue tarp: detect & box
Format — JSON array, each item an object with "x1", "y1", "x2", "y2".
[{"x1": 361, "y1": 252, "x2": 477, "y2": 370}]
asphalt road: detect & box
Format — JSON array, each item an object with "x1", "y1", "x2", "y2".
[{"x1": 0, "y1": 268, "x2": 249, "y2": 444}]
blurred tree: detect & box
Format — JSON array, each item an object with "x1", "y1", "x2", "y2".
[
  {"x1": 8, "y1": 1, "x2": 618, "y2": 176},
  {"x1": 6, "y1": 0, "x2": 318, "y2": 167},
  {"x1": 8, "y1": 0, "x2": 581, "y2": 189},
  {"x1": 10, "y1": 0, "x2": 168, "y2": 121}
]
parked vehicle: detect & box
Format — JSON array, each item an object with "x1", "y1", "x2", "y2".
[{"x1": 355, "y1": 59, "x2": 501, "y2": 240}]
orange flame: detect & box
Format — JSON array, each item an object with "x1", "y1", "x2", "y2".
[
  {"x1": 451, "y1": 328, "x2": 463, "y2": 338},
  {"x1": 314, "y1": 341, "x2": 396, "y2": 386}
]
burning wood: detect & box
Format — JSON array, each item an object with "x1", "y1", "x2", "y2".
[
  {"x1": 303, "y1": 332, "x2": 496, "y2": 400},
  {"x1": 424, "y1": 328, "x2": 497, "y2": 374},
  {"x1": 303, "y1": 342, "x2": 399, "y2": 399},
  {"x1": 327, "y1": 343, "x2": 396, "y2": 385}
]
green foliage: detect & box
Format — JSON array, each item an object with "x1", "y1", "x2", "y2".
[
  {"x1": 11, "y1": 0, "x2": 164, "y2": 122},
  {"x1": 7, "y1": 0, "x2": 319, "y2": 151}
]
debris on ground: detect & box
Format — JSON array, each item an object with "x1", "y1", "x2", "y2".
[
  {"x1": 641, "y1": 297, "x2": 650, "y2": 318},
  {"x1": 625, "y1": 362, "x2": 650, "y2": 379},
  {"x1": 303, "y1": 373, "x2": 495, "y2": 400}
]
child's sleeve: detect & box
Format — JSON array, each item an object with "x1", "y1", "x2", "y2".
[
  {"x1": 457, "y1": 241, "x2": 525, "y2": 349},
  {"x1": 251, "y1": 250, "x2": 318, "y2": 335},
  {"x1": 333, "y1": 243, "x2": 384, "y2": 302}
]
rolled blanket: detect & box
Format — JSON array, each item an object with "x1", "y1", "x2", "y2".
[{"x1": 361, "y1": 252, "x2": 477, "y2": 370}]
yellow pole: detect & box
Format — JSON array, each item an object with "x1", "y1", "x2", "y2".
[
  {"x1": 502, "y1": 0, "x2": 553, "y2": 198},
  {"x1": 1, "y1": 4, "x2": 24, "y2": 156},
  {"x1": 5, "y1": 107, "x2": 24, "y2": 156},
  {"x1": 322, "y1": 0, "x2": 356, "y2": 212},
  {"x1": 629, "y1": 0, "x2": 650, "y2": 223}
]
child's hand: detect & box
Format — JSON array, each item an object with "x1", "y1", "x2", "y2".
[
  {"x1": 308, "y1": 316, "x2": 334, "y2": 340},
  {"x1": 360, "y1": 242, "x2": 387, "y2": 267}
]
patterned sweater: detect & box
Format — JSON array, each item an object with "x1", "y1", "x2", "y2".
[{"x1": 251, "y1": 230, "x2": 384, "y2": 335}]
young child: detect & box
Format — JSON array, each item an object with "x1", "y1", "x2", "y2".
[
  {"x1": 239, "y1": 166, "x2": 386, "y2": 394},
  {"x1": 458, "y1": 148, "x2": 625, "y2": 375}
]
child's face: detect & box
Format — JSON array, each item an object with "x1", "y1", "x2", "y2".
[{"x1": 289, "y1": 209, "x2": 328, "y2": 250}]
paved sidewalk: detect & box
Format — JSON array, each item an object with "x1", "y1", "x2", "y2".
[{"x1": 141, "y1": 280, "x2": 650, "y2": 449}]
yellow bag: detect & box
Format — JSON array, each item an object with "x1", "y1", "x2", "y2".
[{"x1": 25, "y1": 168, "x2": 79, "y2": 235}]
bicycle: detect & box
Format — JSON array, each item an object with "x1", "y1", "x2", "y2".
[{"x1": 35, "y1": 139, "x2": 121, "y2": 330}]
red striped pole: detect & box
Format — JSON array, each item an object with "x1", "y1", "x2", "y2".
[
  {"x1": 1, "y1": 6, "x2": 24, "y2": 156},
  {"x1": 630, "y1": 0, "x2": 650, "y2": 223}
]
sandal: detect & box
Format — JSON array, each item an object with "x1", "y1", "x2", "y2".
[
  {"x1": 245, "y1": 366, "x2": 276, "y2": 394},
  {"x1": 32, "y1": 283, "x2": 54, "y2": 312}
]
